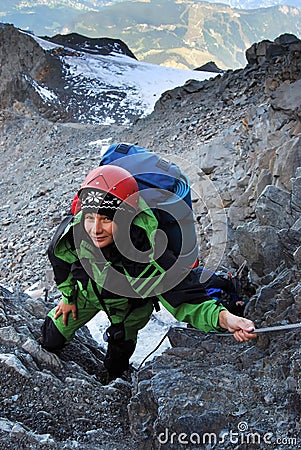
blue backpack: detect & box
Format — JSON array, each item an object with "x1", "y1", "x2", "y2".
[{"x1": 99, "y1": 143, "x2": 198, "y2": 267}]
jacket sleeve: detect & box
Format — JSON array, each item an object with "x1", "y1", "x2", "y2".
[
  {"x1": 57, "y1": 273, "x2": 77, "y2": 305},
  {"x1": 154, "y1": 246, "x2": 229, "y2": 331},
  {"x1": 158, "y1": 296, "x2": 227, "y2": 332}
]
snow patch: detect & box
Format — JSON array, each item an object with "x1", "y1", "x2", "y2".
[
  {"x1": 23, "y1": 73, "x2": 59, "y2": 104},
  {"x1": 87, "y1": 308, "x2": 178, "y2": 368},
  {"x1": 29, "y1": 33, "x2": 217, "y2": 124}
]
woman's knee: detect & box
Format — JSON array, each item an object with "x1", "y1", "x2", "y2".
[{"x1": 40, "y1": 316, "x2": 67, "y2": 353}]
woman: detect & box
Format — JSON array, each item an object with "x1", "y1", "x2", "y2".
[{"x1": 41, "y1": 165, "x2": 256, "y2": 380}]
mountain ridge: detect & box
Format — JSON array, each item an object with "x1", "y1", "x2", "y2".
[{"x1": 41, "y1": 32, "x2": 137, "y2": 58}]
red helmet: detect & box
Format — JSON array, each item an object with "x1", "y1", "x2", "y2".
[{"x1": 77, "y1": 165, "x2": 139, "y2": 210}]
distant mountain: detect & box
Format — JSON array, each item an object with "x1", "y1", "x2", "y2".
[
  {"x1": 2, "y1": 0, "x2": 300, "y2": 13},
  {"x1": 204, "y1": 0, "x2": 301, "y2": 7},
  {"x1": 0, "y1": 0, "x2": 98, "y2": 36},
  {"x1": 1, "y1": 1, "x2": 301, "y2": 69},
  {"x1": 63, "y1": 1, "x2": 301, "y2": 69}
]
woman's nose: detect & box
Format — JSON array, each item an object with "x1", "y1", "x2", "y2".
[{"x1": 93, "y1": 218, "x2": 103, "y2": 233}]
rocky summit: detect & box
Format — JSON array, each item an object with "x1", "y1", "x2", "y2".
[{"x1": 0, "y1": 26, "x2": 301, "y2": 450}]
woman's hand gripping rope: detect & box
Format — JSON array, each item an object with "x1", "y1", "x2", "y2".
[{"x1": 218, "y1": 310, "x2": 257, "y2": 342}]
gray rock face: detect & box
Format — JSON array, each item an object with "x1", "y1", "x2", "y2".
[
  {"x1": 255, "y1": 185, "x2": 293, "y2": 228},
  {"x1": 128, "y1": 324, "x2": 301, "y2": 449},
  {"x1": 271, "y1": 79, "x2": 301, "y2": 117},
  {"x1": 235, "y1": 174, "x2": 301, "y2": 276},
  {"x1": 246, "y1": 33, "x2": 301, "y2": 66},
  {"x1": 0, "y1": 30, "x2": 301, "y2": 449},
  {"x1": 0, "y1": 24, "x2": 141, "y2": 124},
  {"x1": 0, "y1": 287, "x2": 136, "y2": 450},
  {"x1": 0, "y1": 24, "x2": 65, "y2": 119}
]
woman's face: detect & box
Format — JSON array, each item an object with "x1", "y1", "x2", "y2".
[{"x1": 84, "y1": 212, "x2": 115, "y2": 248}]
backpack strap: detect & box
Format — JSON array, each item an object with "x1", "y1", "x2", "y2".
[
  {"x1": 48, "y1": 214, "x2": 76, "y2": 286},
  {"x1": 90, "y1": 278, "x2": 112, "y2": 322},
  {"x1": 90, "y1": 278, "x2": 140, "y2": 324}
]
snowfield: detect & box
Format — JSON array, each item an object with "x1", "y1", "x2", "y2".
[{"x1": 32, "y1": 33, "x2": 217, "y2": 124}]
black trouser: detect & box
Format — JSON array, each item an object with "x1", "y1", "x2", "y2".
[
  {"x1": 104, "y1": 339, "x2": 136, "y2": 378},
  {"x1": 40, "y1": 316, "x2": 67, "y2": 353},
  {"x1": 40, "y1": 316, "x2": 135, "y2": 377}
]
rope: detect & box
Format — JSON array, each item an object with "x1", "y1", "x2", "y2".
[
  {"x1": 136, "y1": 331, "x2": 170, "y2": 371},
  {"x1": 136, "y1": 322, "x2": 301, "y2": 370},
  {"x1": 171, "y1": 322, "x2": 301, "y2": 337}
]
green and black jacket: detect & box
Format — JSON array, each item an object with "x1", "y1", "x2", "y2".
[{"x1": 48, "y1": 198, "x2": 226, "y2": 333}]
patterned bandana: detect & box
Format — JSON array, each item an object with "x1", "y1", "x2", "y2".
[{"x1": 80, "y1": 189, "x2": 129, "y2": 219}]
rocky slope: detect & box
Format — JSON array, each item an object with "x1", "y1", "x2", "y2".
[
  {"x1": 0, "y1": 24, "x2": 213, "y2": 125},
  {"x1": 0, "y1": 33, "x2": 301, "y2": 449},
  {"x1": 0, "y1": 24, "x2": 138, "y2": 124}
]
